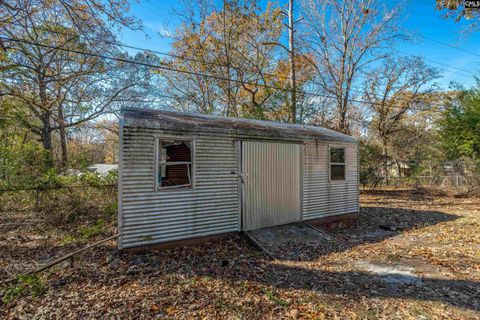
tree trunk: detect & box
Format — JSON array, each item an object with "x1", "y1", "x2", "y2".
[
  {"x1": 40, "y1": 114, "x2": 54, "y2": 169},
  {"x1": 288, "y1": 0, "x2": 296, "y2": 123},
  {"x1": 38, "y1": 74, "x2": 55, "y2": 169},
  {"x1": 58, "y1": 105, "x2": 68, "y2": 170},
  {"x1": 396, "y1": 159, "x2": 401, "y2": 178},
  {"x1": 338, "y1": 89, "x2": 350, "y2": 133},
  {"x1": 335, "y1": 101, "x2": 347, "y2": 133},
  {"x1": 59, "y1": 122, "x2": 68, "y2": 169},
  {"x1": 382, "y1": 137, "x2": 389, "y2": 185},
  {"x1": 339, "y1": 107, "x2": 347, "y2": 133},
  {"x1": 1, "y1": 131, "x2": 7, "y2": 180}
]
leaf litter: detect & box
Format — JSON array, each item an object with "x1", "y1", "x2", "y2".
[{"x1": 0, "y1": 189, "x2": 479, "y2": 319}]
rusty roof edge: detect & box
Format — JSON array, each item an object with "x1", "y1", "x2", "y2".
[{"x1": 121, "y1": 107, "x2": 357, "y2": 143}]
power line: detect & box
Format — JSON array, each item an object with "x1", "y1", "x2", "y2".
[
  {"x1": 0, "y1": 35, "x2": 447, "y2": 113},
  {"x1": 0, "y1": 35, "x2": 321, "y2": 95},
  {"x1": 1, "y1": 20, "x2": 292, "y2": 82},
  {"x1": 1, "y1": 35, "x2": 445, "y2": 112},
  {"x1": 0, "y1": 21, "x2": 469, "y2": 111},
  {"x1": 3, "y1": 20, "x2": 477, "y2": 82},
  {"x1": 402, "y1": 28, "x2": 480, "y2": 59},
  {"x1": 396, "y1": 49, "x2": 478, "y2": 78},
  {"x1": 0, "y1": 18, "x2": 475, "y2": 117}
]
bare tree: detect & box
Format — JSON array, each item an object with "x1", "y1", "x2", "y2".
[
  {"x1": 300, "y1": 0, "x2": 405, "y2": 133},
  {"x1": 0, "y1": 0, "x2": 140, "y2": 54},
  {"x1": 0, "y1": 1, "x2": 148, "y2": 168},
  {"x1": 161, "y1": 0, "x2": 283, "y2": 118},
  {"x1": 363, "y1": 56, "x2": 440, "y2": 183}
]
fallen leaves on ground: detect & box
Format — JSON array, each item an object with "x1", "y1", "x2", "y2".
[{"x1": 0, "y1": 189, "x2": 479, "y2": 319}]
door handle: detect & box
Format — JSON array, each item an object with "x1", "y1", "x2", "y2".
[{"x1": 239, "y1": 173, "x2": 248, "y2": 183}]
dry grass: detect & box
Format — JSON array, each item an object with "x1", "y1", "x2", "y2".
[{"x1": 1, "y1": 189, "x2": 479, "y2": 319}]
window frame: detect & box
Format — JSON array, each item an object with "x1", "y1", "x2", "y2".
[
  {"x1": 155, "y1": 136, "x2": 195, "y2": 191},
  {"x1": 329, "y1": 145, "x2": 346, "y2": 182}
]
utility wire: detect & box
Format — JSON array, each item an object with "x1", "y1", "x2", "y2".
[
  {"x1": 396, "y1": 49, "x2": 477, "y2": 77},
  {"x1": 1, "y1": 35, "x2": 446, "y2": 112},
  {"x1": 402, "y1": 28, "x2": 480, "y2": 59},
  {"x1": 0, "y1": 23, "x2": 463, "y2": 109},
  {"x1": 3, "y1": 20, "x2": 478, "y2": 81},
  {"x1": 0, "y1": 18, "x2": 475, "y2": 119},
  {"x1": 1, "y1": 36, "x2": 306, "y2": 93},
  {"x1": 1, "y1": 20, "x2": 292, "y2": 82}
]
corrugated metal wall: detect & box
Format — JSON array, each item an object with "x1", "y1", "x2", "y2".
[
  {"x1": 242, "y1": 141, "x2": 301, "y2": 230},
  {"x1": 302, "y1": 141, "x2": 359, "y2": 220},
  {"x1": 119, "y1": 120, "x2": 358, "y2": 249},
  {"x1": 119, "y1": 126, "x2": 240, "y2": 249}
]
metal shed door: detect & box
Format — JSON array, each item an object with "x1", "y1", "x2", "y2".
[{"x1": 242, "y1": 141, "x2": 301, "y2": 230}]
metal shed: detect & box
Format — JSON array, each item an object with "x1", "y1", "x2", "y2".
[{"x1": 118, "y1": 108, "x2": 359, "y2": 250}]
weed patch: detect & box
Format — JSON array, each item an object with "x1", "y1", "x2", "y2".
[
  {"x1": 79, "y1": 219, "x2": 105, "y2": 239},
  {"x1": 2, "y1": 275, "x2": 44, "y2": 304}
]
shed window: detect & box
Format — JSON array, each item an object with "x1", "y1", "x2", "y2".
[
  {"x1": 330, "y1": 147, "x2": 346, "y2": 181},
  {"x1": 157, "y1": 139, "x2": 193, "y2": 189}
]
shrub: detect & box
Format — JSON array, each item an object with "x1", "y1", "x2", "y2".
[
  {"x1": 103, "y1": 202, "x2": 118, "y2": 216},
  {"x1": 79, "y1": 170, "x2": 117, "y2": 187},
  {"x1": 79, "y1": 219, "x2": 105, "y2": 239},
  {"x1": 2, "y1": 274, "x2": 44, "y2": 304},
  {"x1": 60, "y1": 235, "x2": 77, "y2": 245},
  {"x1": 39, "y1": 189, "x2": 86, "y2": 225}
]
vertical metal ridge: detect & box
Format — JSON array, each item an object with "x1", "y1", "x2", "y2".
[
  {"x1": 242, "y1": 141, "x2": 301, "y2": 230},
  {"x1": 119, "y1": 124, "x2": 357, "y2": 249}
]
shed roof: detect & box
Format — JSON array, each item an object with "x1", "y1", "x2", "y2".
[{"x1": 122, "y1": 108, "x2": 356, "y2": 143}]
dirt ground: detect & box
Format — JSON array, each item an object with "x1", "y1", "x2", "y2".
[{"x1": 1, "y1": 189, "x2": 479, "y2": 319}]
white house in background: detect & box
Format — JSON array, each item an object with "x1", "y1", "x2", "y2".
[
  {"x1": 87, "y1": 164, "x2": 118, "y2": 175},
  {"x1": 117, "y1": 108, "x2": 359, "y2": 250}
]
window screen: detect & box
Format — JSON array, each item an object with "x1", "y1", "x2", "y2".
[
  {"x1": 158, "y1": 139, "x2": 193, "y2": 189},
  {"x1": 330, "y1": 147, "x2": 346, "y2": 181}
]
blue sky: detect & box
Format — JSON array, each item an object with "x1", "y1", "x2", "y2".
[{"x1": 119, "y1": 0, "x2": 480, "y2": 90}]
